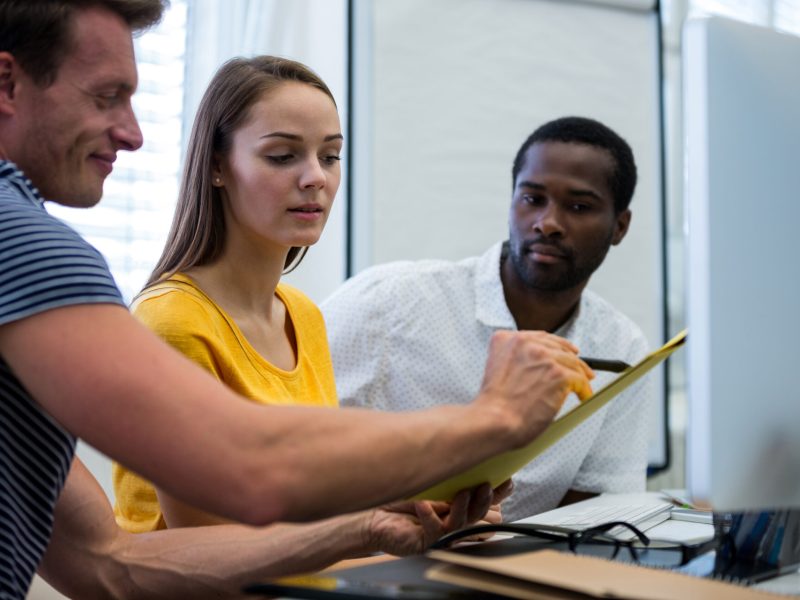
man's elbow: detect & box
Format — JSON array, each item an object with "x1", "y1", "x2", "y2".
[{"x1": 227, "y1": 468, "x2": 293, "y2": 526}]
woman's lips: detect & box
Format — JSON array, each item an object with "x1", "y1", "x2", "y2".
[{"x1": 288, "y1": 205, "x2": 324, "y2": 221}]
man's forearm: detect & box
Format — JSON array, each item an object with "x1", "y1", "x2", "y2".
[
  {"x1": 241, "y1": 401, "x2": 516, "y2": 522},
  {"x1": 40, "y1": 460, "x2": 371, "y2": 600},
  {"x1": 262, "y1": 327, "x2": 592, "y2": 521},
  {"x1": 109, "y1": 519, "x2": 368, "y2": 599},
  {"x1": 4, "y1": 306, "x2": 587, "y2": 525}
]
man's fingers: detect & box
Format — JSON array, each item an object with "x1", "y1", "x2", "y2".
[
  {"x1": 510, "y1": 330, "x2": 595, "y2": 387},
  {"x1": 425, "y1": 500, "x2": 452, "y2": 515},
  {"x1": 492, "y1": 478, "x2": 514, "y2": 504},
  {"x1": 443, "y1": 489, "x2": 470, "y2": 533},
  {"x1": 414, "y1": 501, "x2": 445, "y2": 543},
  {"x1": 465, "y1": 482, "x2": 493, "y2": 524},
  {"x1": 570, "y1": 367, "x2": 595, "y2": 402},
  {"x1": 444, "y1": 482, "x2": 491, "y2": 533},
  {"x1": 552, "y1": 352, "x2": 595, "y2": 402},
  {"x1": 576, "y1": 358, "x2": 596, "y2": 381},
  {"x1": 511, "y1": 330, "x2": 580, "y2": 355},
  {"x1": 478, "y1": 329, "x2": 597, "y2": 447},
  {"x1": 550, "y1": 346, "x2": 595, "y2": 381}
]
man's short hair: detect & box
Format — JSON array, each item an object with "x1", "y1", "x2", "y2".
[
  {"x1": 511, "y1": 116, "x2": 638, "y2": 213},
  {"x1": 0, "y1": 0, "x2": 168, "y2": 87}
]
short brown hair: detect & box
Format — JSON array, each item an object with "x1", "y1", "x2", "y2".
[
  {"x1": 146, "y1": 55, "x2": 337, "y2": 288},
  {"x1": 0, "y1": 0, "x2": 168, "y2": 86}
]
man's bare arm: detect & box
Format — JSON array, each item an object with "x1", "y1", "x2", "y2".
[
  {"x1": 39, "y1": 458, "x2": 370, "y2": 599},
  {"x1": 39, "y1": 459, "x2": 499, "y2": 599},
  {"x1": 0, "y1": 304, "x2": 592, "y2": 525}
]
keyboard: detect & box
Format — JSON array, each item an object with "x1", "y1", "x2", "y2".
[
  {"x1": 544, "y1": 502, "x2": 672, "y2": 528},
  {"x1": 515, "y1": 497, "x2": 674, "y2": 540}
]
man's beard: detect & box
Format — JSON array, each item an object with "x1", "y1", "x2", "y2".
[{"x1": 506, "y1": 234, "x2": 612, "y2": 293}]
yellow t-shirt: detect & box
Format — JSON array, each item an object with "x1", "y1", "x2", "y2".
[{"x1": 113, "y1": 273, "x2": 338, "y2": 533}]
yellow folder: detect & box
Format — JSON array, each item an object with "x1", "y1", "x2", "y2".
[{"x1": 412, "y1": 330, "x2": 687, "y2": 501}]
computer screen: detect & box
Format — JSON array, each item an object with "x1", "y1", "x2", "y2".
[{"x1": 684, "y1": 16, "x2": 800, "y2": 511}]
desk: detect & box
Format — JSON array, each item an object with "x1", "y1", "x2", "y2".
[
  {"x1": 318, "y1": 518, "x2": 800, "y2": 598},
  {"x1": 270, "y1": 531, "x2": 793, "y2": 600},
  {"x1": 259, "y1": 499, "x2": 800, "y2": 599},
  {"x1": 753, "y1": 568, "x2": 800, "y2": 595}
]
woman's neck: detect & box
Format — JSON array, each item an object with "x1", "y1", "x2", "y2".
[
  {"x1": 185, "y1": 241, "x2": 288, "y2": 320},
  {"x1": 185, "y1": 242, "x2": 300, "y2": 371}
]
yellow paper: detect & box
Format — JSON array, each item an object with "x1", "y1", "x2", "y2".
[{"x1": 412, "y1": 330, "x2": 687, "y2": 501}]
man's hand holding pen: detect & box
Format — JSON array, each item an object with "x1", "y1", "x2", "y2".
[{"x1": 474, "y1": 330, "x2": 595, "y2": 448}]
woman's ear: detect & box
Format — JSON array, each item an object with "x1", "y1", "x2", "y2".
[{"x1": 211, "y1": 154, "x2": 224, "y2": 187}]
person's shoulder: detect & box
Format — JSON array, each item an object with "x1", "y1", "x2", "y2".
[
  {"x1": 0, "y1": 162, "x2": 40, "y2": 207},
  {"x1": 0, "y1": 179, "x2": 30, "y2": 213},
  {"x1": 330, "y1": 256, "x2": 473, "y2": 300},
  {"x1": 275, "y1": 281, "x2": 314, "y2": 305},
  {"x1": 0, "y1": 180, "x2": 123, "y2": 324},
  {"x1": 580, "y1": 289, "x2": 640, "y2": 326},
  {"x1": 0, "y1": 184, "x2": 92, "y2": 249},
  {"x1": 276, "y1": 282, "x2": 324, "y2": 318},
  {"x1": 358, "y1": 258, "x2": 456, "y2": 282},
  {"x1": 132, "y1": 276, "x2": 217, "y2": 331}
]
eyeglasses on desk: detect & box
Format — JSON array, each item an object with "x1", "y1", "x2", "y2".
[{"x1": 430, "y1": 520, "x2": 719, "y2": 569}]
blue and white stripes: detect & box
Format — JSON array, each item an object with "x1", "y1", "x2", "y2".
[
  {"x1": 0, "y1": 161, "x2": 124, "y2": 599},
  {"x1": 0, "y1": 164, "x2": 122, "y2": 326}
]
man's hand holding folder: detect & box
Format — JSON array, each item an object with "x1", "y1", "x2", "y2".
[
  {"x1": 415, "y1": 331, "x2": 687, "y2": 501},
  {"x1": 475, "y1": 330, "x2": 595, "y2": 447}
]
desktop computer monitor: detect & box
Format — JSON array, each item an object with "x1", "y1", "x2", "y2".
[{"x1": 684, "y1": 16, "x2": 800, "y2": 511}]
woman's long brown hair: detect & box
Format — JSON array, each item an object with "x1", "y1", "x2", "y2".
[{"x1": 145, "y1": 55, "x2": 336, "y2": 288}]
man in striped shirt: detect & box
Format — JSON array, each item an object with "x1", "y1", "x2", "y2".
[{"x1": 0, "y1": 1, "x2": 593, "y2": 597}]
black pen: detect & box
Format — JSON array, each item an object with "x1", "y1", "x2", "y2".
[{"x1": 579, "y1": 357, "x2": 631, "y2": 373}]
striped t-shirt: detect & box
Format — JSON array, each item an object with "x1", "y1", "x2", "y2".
[{"x1": 0, "y1": 161, "x2": 124, "y2": 599}]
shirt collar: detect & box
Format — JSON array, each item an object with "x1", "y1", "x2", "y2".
[
  {"x1": 474, "y1": 241, "x2": 517, "y2": 329},
  {"x1": 473, "y1": 240, "x2": 586, "y2": 333},
  {"x1": 0, "y1": 160, "x2": 44, "y2": 206}
]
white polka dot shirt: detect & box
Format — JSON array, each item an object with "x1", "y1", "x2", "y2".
[{"x1": 321, "y1": 242, "x2": 654, "y2": 521}]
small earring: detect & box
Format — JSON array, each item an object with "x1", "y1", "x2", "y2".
[{"x1": 213, "y1": 177, "x2": 222, "y2": 185}]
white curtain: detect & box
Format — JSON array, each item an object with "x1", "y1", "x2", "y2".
[{"x1": 184, "y1": 0, "x2": 314, "y2": 124}]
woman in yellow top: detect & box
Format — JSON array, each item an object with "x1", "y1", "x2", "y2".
[{"x1": 113, "y1": 56, "x2": 506, "y2": 565}]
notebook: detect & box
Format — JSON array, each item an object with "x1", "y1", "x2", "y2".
[{"x1": 412, "y1": 331, "x2": 687, "y2": 501}]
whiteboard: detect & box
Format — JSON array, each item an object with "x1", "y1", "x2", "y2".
[{"x1": 349, "y1": 0, "x2": 668, "y2": 469}]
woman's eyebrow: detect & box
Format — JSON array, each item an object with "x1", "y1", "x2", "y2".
[{"x1": 259, "y1": 132, "x2": 344, "y2": 141}]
